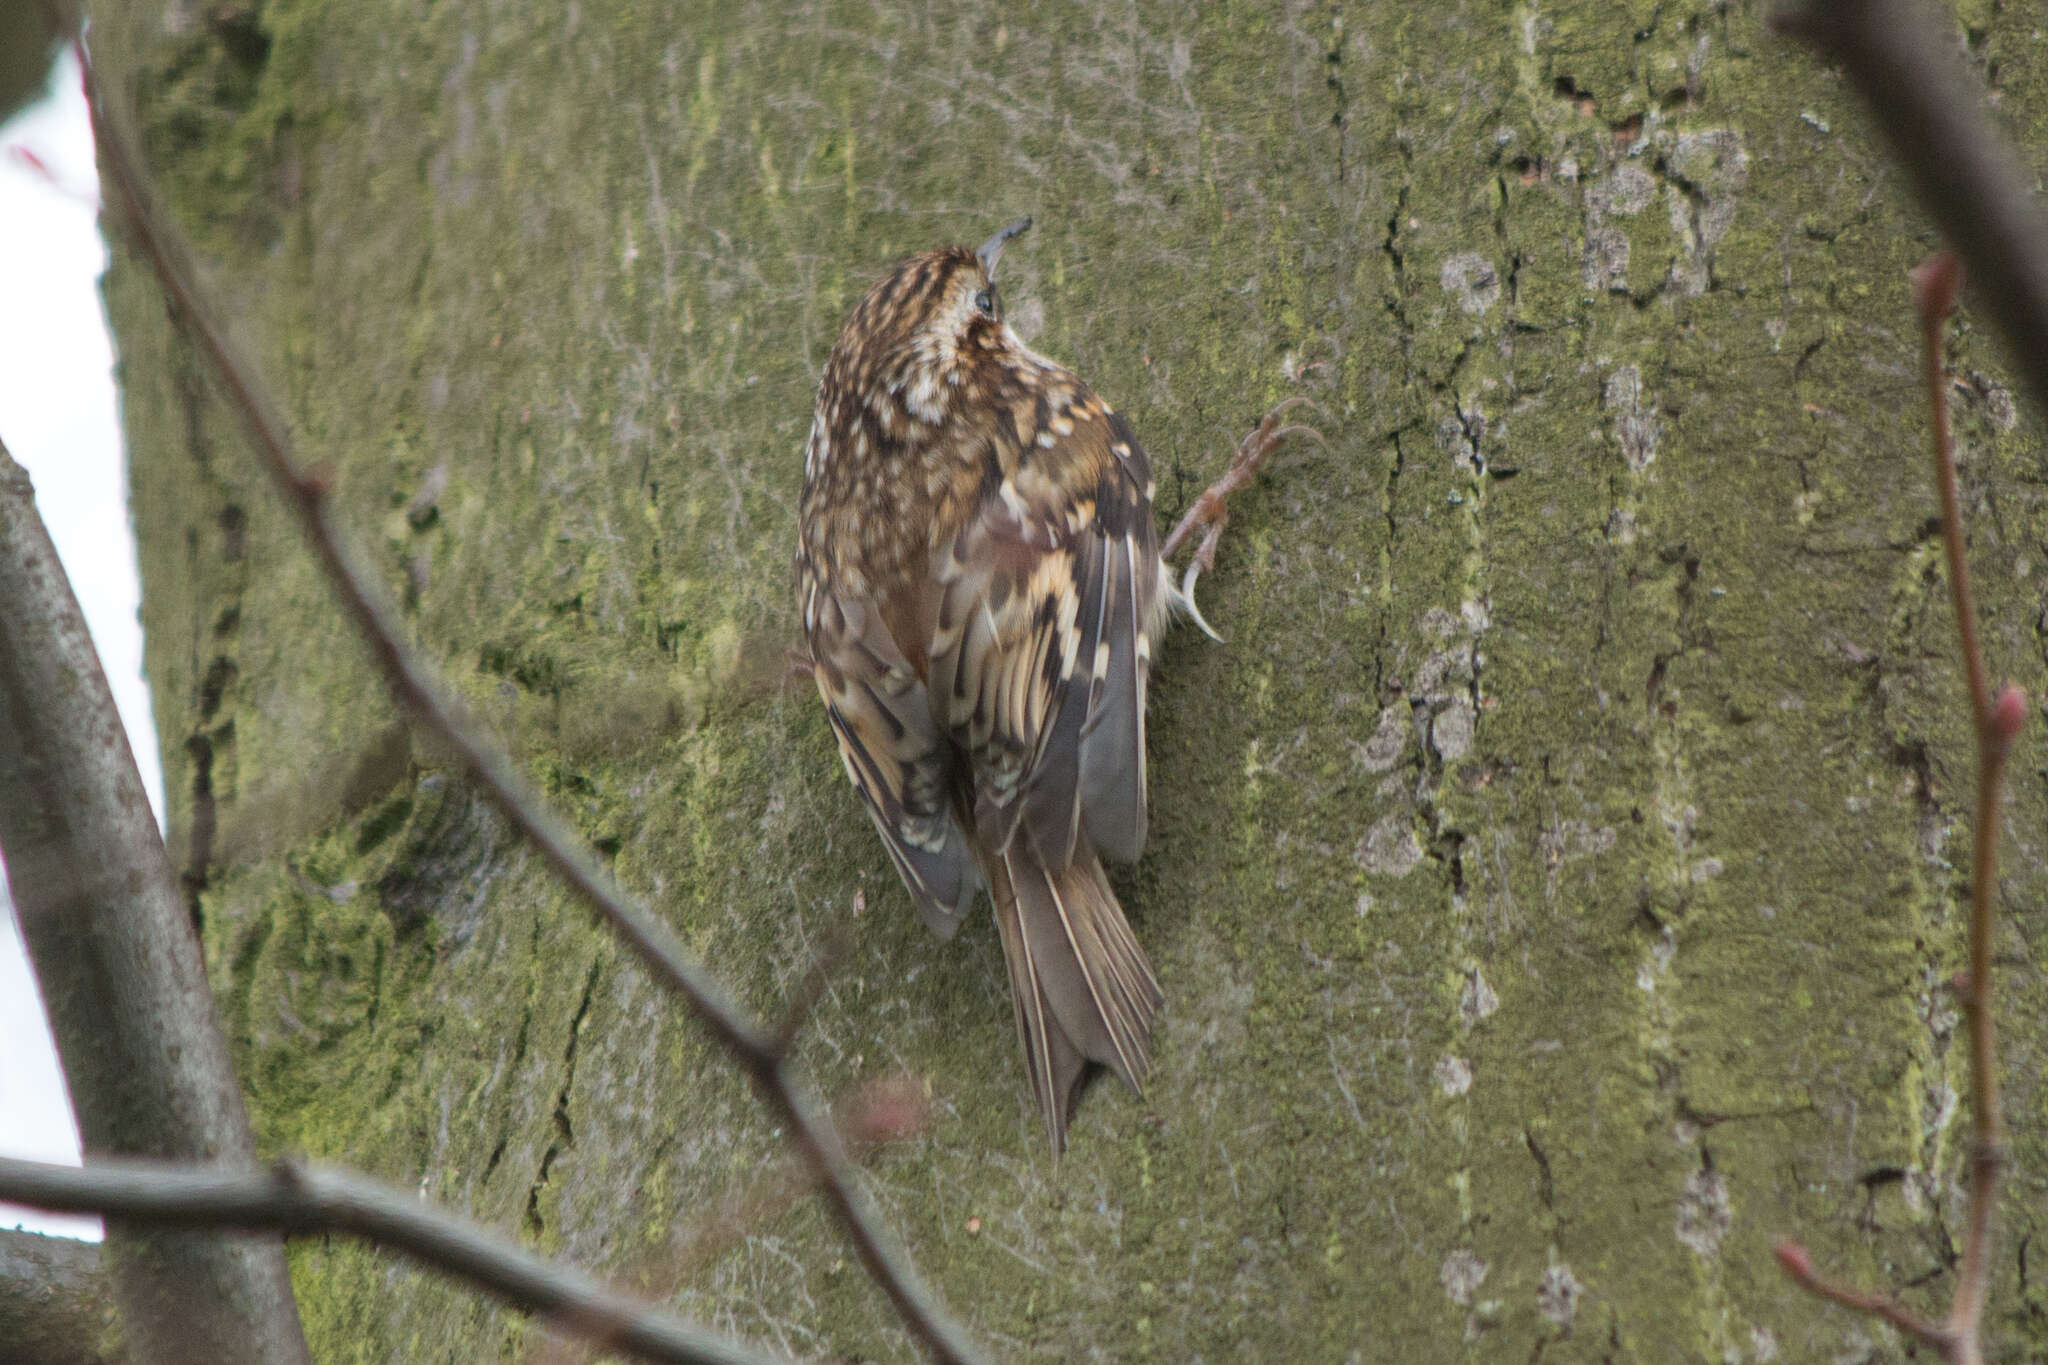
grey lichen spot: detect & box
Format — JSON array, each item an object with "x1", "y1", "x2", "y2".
[
  {"x1": 1440, "y1": 1249, "x2": 1488, "y2": 1306},
  {"x1": 1583, "y1": 165, "x2": 1656, "y2": 292},
  {"x1": 1434, "y1": 1054, "x2": 1473, "y2": 1096},
  {"x1": 1973, "y1": 375, "x2": 2018, "y2": 431},
  {"x1": 1687, "y1": 31, "x2": 1712, "y2": 94},
  {"x1": 1665, "y1": 190, "x2": 1708, "y2": 297},
  {"x1": 1352, "y1": 705, "x2": 1409, "y2": 772},
  {"x1": 1460, "y1": 967, "x2": 1499, "y2": 1024},
  {"x1": 1919, "y1": 1085, "x2": 1959, "y2": 1176},
  {"x1": 1750, "y1": 1326, "x2": 1780, "y2": 1361},
  {"x1": 1356, "y1": 813, "x2": 1424, "y2": 878},
  {"x1": 1638, "y1": 926, "x2": 1677, "y2": 993},
  {"x1": 1590, "y1": 164, "x2": 1657, "y2": 218},
  {"x1": 1584, "y1": 225, "x2": 1631, "y2": 293},
  {"x1": 1431, "y1": 696, "x2": 1475, "y2": 762},
  {"x1": 1603, "y1": 365, "x2": 1659, "y2": 472},
  {"x1": 1436, "y1": 413, "x2": 1483, "y2": 467},
  {"x1": 1439, "y1": 251, "x2": 1500, "y2": 315},
  {"x1": 1666, "y1": 130, "x2": 1750, "y2": 296},
  {"x1": 1536, "y1": 1263, "x2": 1582, "y2": 1327},
  {"x1": 1669, "y1": 130, "x2": 1749, "y2": 232},
  {"x1": 1413, "y1": 648, "x2": 1465, "y2": 704},
  {"x1": 1675, "y1": 1166, "x2": 1732, "y2": 1256}
]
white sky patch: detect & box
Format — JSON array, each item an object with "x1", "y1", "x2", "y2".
[{"x1": 0, "y1": 50, "x2": 166, "y2": 1244}]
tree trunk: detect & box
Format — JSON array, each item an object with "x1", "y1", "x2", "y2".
[
  {"x1": 88, "y1": 0, "x2": 2048, "y2": 1358},
  {"x1": 0, "y1": 1228, "x2": 121, "y2": 1365}
]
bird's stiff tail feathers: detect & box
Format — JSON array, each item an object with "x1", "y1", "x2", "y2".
[{"x1": 989, "y1": 839, "x2": 1162, "y2": 1152}]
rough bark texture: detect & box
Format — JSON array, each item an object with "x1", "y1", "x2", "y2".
[
  {"x1": 0, "y1": 436, "x2": 307, "y2": 1363},
  {"x1": 0, "y1": 1228, "x2": 121, "y2": 1365},
  {"x1": 89, "y1": 0, "x2": 2048, "y2": 1359}
]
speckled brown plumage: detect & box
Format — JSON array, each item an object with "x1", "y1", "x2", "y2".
[{"x1": 797, "y1": 218, "x2": 1168, "y2": 1152}]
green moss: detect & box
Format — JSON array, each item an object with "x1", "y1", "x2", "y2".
[{"x1": 91, "y1": 0, "x2": 2048, "y2": 1358}]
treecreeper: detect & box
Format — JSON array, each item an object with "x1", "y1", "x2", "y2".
[{"x1": 797, "y1": 216, "x2": 1304, "y2": 1150}]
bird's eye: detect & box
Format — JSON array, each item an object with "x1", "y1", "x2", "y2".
[{"x1": 974, "y1": 288, "x2": 995, "y2": 313}]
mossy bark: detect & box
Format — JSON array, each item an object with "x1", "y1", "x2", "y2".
[
  {"x1": 90, "y1": 0, "x2": 2048, "y2": 1358},
  {"x1": 0, "y1": 1228, "x2": 123, "y2": 1365}
]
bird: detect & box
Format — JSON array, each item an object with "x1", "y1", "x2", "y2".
[
  {"x1": 796, "y1": 214, "x2": 1170, "y2": 1154},
  {"x1": 797, "y1": 217, "x2": 1310, "y2": 1151}
]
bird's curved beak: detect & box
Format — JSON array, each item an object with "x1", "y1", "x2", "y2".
[{"x1": 976, "y1": 216, "x2": 1033, "y2": 277}]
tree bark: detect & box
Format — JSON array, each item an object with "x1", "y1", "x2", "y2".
[
  {"x1": 0, "y1": 1228, "x2": 121, "y2": 1365},
  {"x1": 87, "y1": 0, "x2": 2048, "y2": 1358},
  {"x1": 0, "y1": 439, "x2": 308, "y2": 1362}
]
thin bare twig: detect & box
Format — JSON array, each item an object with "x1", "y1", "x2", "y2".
[
  {"x1": 77, "y1": 43, "x2": 984, "y2": 1365},
  {"x1": 1911, "y1": 255, "x2": 2022, "y2": 1356},
  {"x1": 1777, "y1": 254, "x2": 2024, "y2": 1365},
  {"x1": 0, "y1": 1156, "x2": 784, "y2": 1365},
  {"x1": 1774, "y1": 1241, "x2": 1954, "y2": 1351},
  {"x1": 1775, "y1": 0, "x2": 2048, "y2": 1346},
  {"x1": 1913, "y1": 259, "x2": 1992, "y2": 732}
]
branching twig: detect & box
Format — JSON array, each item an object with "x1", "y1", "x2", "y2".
[
  {"x1": 0, "y1": 1156, "x2": 783, "y2": 1365},
  {"x1": 1773, "y1": 1242, "x2": 1954, "y2": 1352},
  {"x1": 1914, "y1": 255, "x2": 2022, "y2": 1355},
  {"x1": 1775, "y1": 2, "x2": 2048, "y2": 1352},
  {"x1": 77, "y1": 42, "x2": 984, "y2": 1365},
  {"x1": 1776, "y1": 254, "x2": 2024, "y2": 1365}
]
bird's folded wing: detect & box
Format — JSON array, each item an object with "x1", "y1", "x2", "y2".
[
  {"x1": 927, "y1": 395, "x2": 1161, "y2": 867},
  {"x1": 804, "y1": 579, "x2": 979, "y2": 935}
]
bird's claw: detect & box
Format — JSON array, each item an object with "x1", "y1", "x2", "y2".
[
  {"x1": 1168, "y1": 559, "x2": 1225, "y2": 642},
  {"x1": 1161, "y1": 397, "x2": 1323, "y2": 640}
]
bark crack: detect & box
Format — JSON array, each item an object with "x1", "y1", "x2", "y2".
[{"x1": 524, "y1": 956, "x2": 602, "y2": 1237}]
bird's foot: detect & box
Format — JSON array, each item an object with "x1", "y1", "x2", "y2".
[{"x1": 1161, "y1": 397, "x2": 1322, "y2": 640}]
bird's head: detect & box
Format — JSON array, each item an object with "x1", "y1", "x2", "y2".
[{"x1": 830, "y1": 217, "x2": 1034, "y2": 426}]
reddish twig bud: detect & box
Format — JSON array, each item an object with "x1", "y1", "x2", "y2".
[
  {"x1": 1989, "y1": 684, "x2": 2027, "y2": 751},
  {"x1": 842, "y1": 1072, "x2": 931, "y2": 1149},
  {"x1": 1910, "y1": 252, "x2": 1964, "y2": 325}
]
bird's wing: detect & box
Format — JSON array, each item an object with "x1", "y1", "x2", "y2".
[
  {"x1": 928, "y1": 392, "x2": 1162, "y2": 868},
  {"x1": 803, "y1": 571, "x2": 979, "y2": 936}
]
